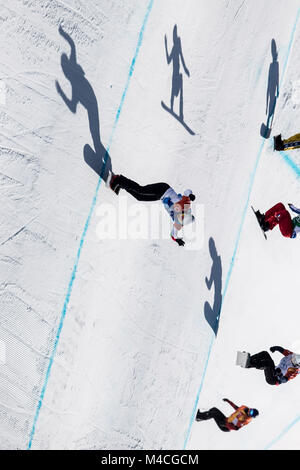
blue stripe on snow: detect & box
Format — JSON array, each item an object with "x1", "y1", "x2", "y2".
[
  {"x1": 27, "y1": 0, "x2": 154, "y2": 450},
  {"x1": 265, "y1": 415, "x2": 300, "y2": 450}
]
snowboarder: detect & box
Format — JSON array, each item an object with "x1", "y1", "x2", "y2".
[
  {"x1": 255, "y1": 202, "x2": 300, "y2": 238},
  {"x1": 274, "y1": 133, "x2": 300, "y2": 151},
  {"x1": 108, "y1": 174, "x2": 195, "y2": 246},
  {"x1": 244, "y1": 346, "x2": 300, "y2": 386},
  {"x1": 195, "y1": 398, "x2": 259, "y2": 432}
]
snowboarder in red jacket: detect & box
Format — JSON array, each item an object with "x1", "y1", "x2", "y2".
[{"x1": 195, "y1": 398, "x2": 259, "y2": 432}]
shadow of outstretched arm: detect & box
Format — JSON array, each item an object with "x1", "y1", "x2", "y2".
[
  {"x1": 164, "y1": 35, "x2": 173, "y2": 64},
  {"x1": 56, "y1": 24, "x2": 112, "y2": 183}
]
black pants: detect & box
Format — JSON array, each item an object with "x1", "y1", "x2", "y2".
[
  {"x1": 196, "y1": 408, "x2": 230, "y2": 432},
  {"x1": 249, "y1": 351, "x2": 277, "y2": 385},
  {"x1": 118, "y1": 175, "x2": 170, "y2": 202}
]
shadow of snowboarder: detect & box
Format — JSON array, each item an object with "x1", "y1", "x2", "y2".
[
  {"x1": 55, "y1": 25, "x2": 112, "y2": 182},
  {"x1": 204, "y1": 237, "x2": 222, "y2": 336},
  {"x1": 260, "y1": 39, "x2": 279, "y2": 139},
  {"x1": 161, "y1": 25, "x2": 195, "y2": 135}
]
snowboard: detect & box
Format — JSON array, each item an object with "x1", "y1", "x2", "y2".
[
  {"x1": 236, "y1": 351, "x2": 251, "y2": 368},
  {"x1": 274, "y1": 134, "x2": 300, "y2": 151},
  {"x1": 105, "y1": 170, "x2": 114, "y2": 188},
  {"x1": 251, "y1": 206, "x2": 267, "y2": 240},
  {"x1": 106, "y1": 171, "x2": 120, "y2": 195}
]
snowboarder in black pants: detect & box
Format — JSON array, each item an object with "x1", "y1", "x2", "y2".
[
  {"x1": 108, "y1": 174, "x2": 196, "y2": 246},
  {"x1": 246, "y1": 346, "x2": 300, "y2": 385},
  {"x1": 196, "y1": 398, "x2": 259, "y2": 432}
]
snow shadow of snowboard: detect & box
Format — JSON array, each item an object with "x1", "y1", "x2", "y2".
[{"x1": 204, "y1": 237, "x2": 222, "y2": 336}]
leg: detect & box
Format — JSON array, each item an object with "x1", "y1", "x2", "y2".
[
  {"x1": 118, "y1": 175, "x2": 170, "y2": 201},
  {"x1": 249, "y1": 351, "x2": 277, "y2": 385},
  {"x1": 278, "y1": 211, "x2": 294, "y2": 238},
  {"x1": 179, "y1": 74, "x2": 183, "y2": 120},
  {"x1": 264, "y1": 203, "x2": 286, "y2": 220},
  {"x1": 196, "y1": 408, "x2": 229, "y2": 432},
  {"x1": 264, "y1": 366, "x2": 278, "y2": 385}
]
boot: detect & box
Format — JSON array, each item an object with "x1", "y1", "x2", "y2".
[
  {"x1": 274, "y1": 134, "x2": 284, "y2": 151},
  {"x1": 260, "y1": 217, "x2": 270, "y2": 232},
  {"x1": 255, "y1": 210, "x2": 264, "y2": 223}
]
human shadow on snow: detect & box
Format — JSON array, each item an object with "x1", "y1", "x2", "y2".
[
  {"x1": 55, "y1": 25, "x2": 112, "y2": 182},
  {"x1": 204, "y1": 237, "x2": 222, "y2": 336},
  {"x1": 260, "y1": 39, "x2": 279, "y2": 139}
]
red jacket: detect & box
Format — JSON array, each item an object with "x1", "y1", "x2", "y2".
[{"x1": 226, "y1": 406, "x2": 253, "y2": 430}]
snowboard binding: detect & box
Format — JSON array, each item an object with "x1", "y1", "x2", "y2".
[{"x1": 273, "y1": 134, "x2": 284, "y2": 151}]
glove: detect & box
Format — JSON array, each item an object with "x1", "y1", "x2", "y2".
[{"x1": 175, "y1": 238, "x2": 185, "y2": 247}]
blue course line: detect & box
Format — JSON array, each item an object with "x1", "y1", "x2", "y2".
[
  {"x1": 183, "y1": 8, "x2": 300, "y2": 450},
  {"x1": 183, "y1": 139, "x2": 264, "y2": 450},
  {"x1": 27, "y1": 0, "x2": 154, "y2": 450}
]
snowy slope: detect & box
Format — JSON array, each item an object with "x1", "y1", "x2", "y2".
[{"x1": 1, "y1": 0, "x2": 300, "y2": 450}]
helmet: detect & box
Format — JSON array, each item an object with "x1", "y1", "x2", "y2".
[
  {"x1": 248, "y1": 408, "x2": 259, "y2": 418},
  {"x1": 291, "y1": 354, "x2": 300, "y2": 367}
]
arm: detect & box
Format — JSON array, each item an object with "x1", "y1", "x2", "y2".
[
  {"x1": 59, "y1": 25, "x2": 77, "y2": 63},
  {"x1": 223, "y1": 398, "x2": 238, "y2": 410},
  {"x1": 55, "y1": 80, "x2": 77, "y2": 113},
  {"x1": 171, "y1": 223, "x2": 185, "y2": 246},
  {"x1": 288, "y1": 203, "x2": 300, "y2": 215},
  {"x1": 266, "y1": 69, "x2": 271, "y2": 114},
  {"x1": 275, "y1": 63, "x2": 279, "y2": 98},
  {"x1": 205, "y1": 271, "x2": 213, "y2": 290}
]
